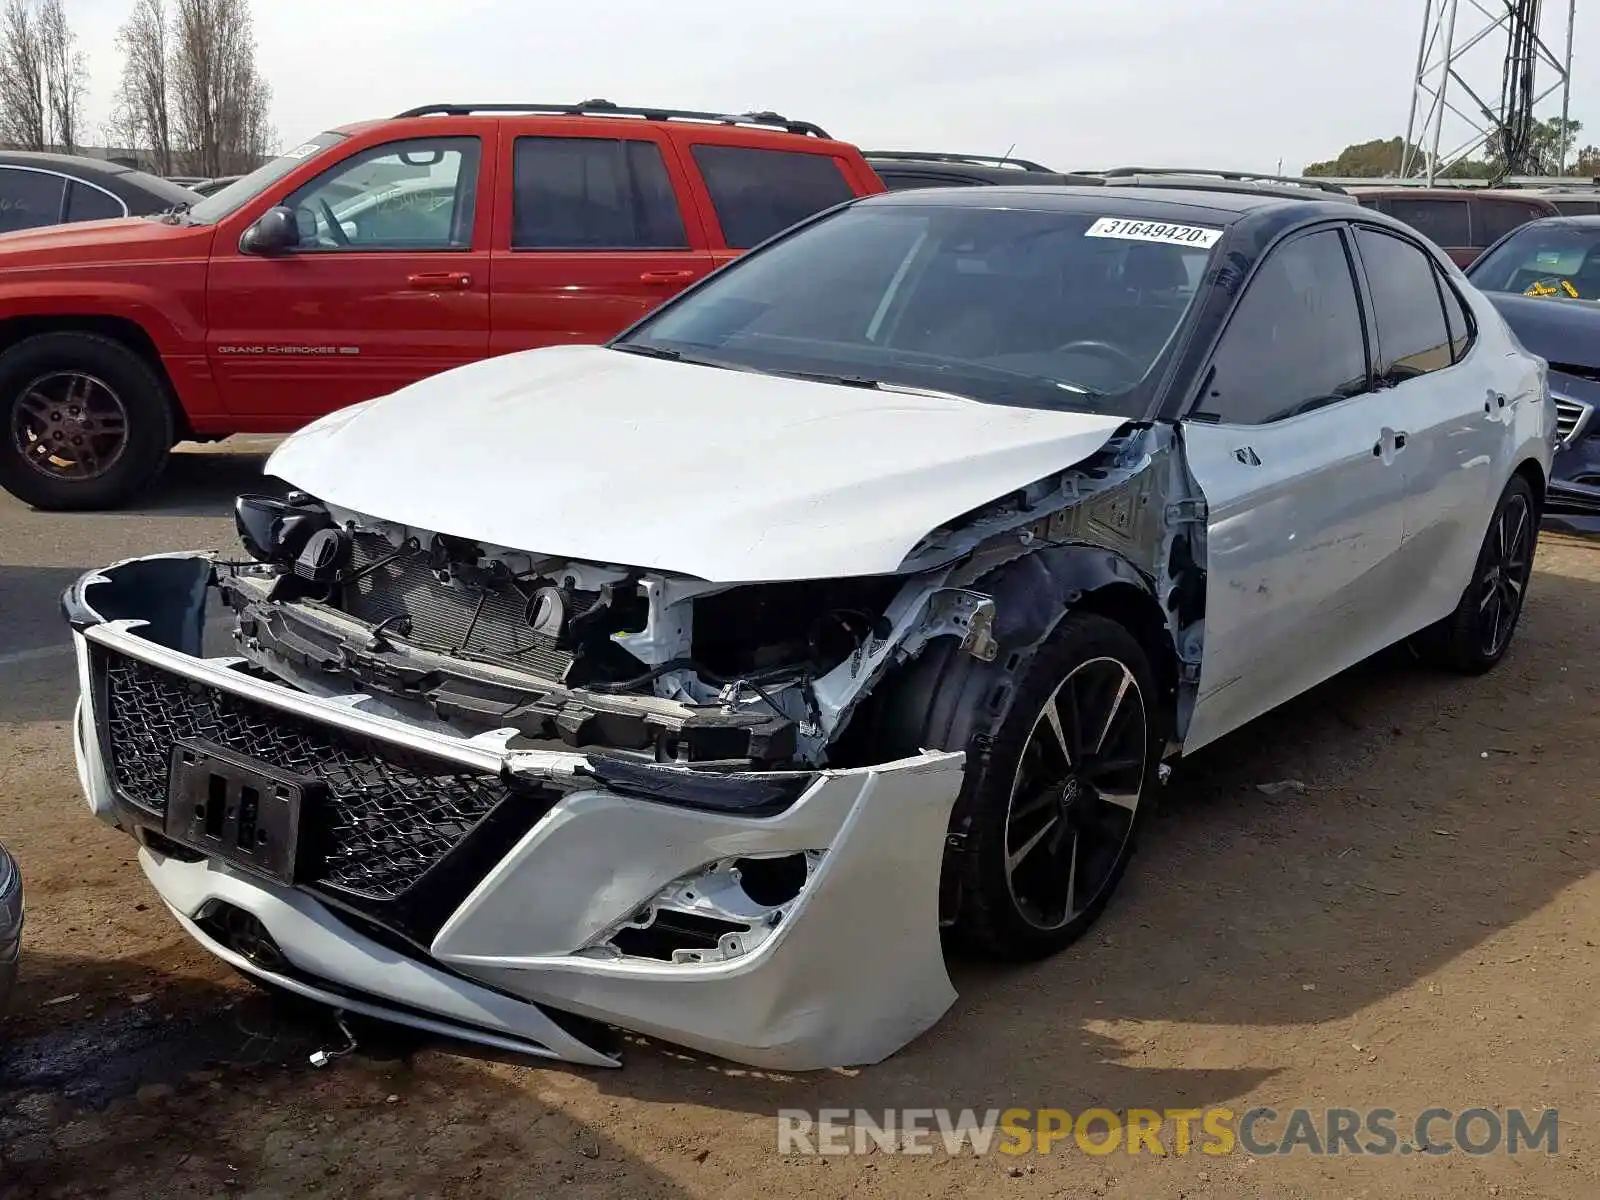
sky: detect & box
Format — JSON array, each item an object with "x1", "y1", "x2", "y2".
[{"x1": 64, "y1": 0, "x2": 1600, "y2": 173}]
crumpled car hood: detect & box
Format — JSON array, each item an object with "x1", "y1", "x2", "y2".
[{"x1": 266, "y1": 345, "x2": 1129, "y2": 582}]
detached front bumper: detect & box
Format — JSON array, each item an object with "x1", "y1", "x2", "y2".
[{"x1": 63, "y1": 554, "x2": 965, "y2": 1070}]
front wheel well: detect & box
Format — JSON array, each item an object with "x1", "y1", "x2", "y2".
[
  {"x1": 0, "y1": 315, "x2": 188, "y2": 441},
  {"x1": 1513, "y1": 457, "x2": 1547, "y2": 514}
]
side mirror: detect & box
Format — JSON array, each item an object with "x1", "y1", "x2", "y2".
[{"x1": 240, "y1": 205, "x2": 299, "y2": 255}]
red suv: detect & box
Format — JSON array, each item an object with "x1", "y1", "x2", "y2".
[{"x1": 0, "y1": 101, "x2": 884, "y2": 510}]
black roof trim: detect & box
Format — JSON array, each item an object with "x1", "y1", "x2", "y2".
[
  {"x1": 864, "y1": 150, "x2": 1054, "y2": 172},
  {"x1": 392, "y1": 99, "x2": 830, "y2": 138}
]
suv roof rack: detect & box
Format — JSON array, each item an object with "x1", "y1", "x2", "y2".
[
  {"x1": 393, "y1": 99, "x2": 831, "y2": 138},
  {"x1": 1088, "y1": 167, "x2": 1351, "y2": 197},
  {"x1": 864, "y1": 150, "x2": 1055, "y2": 172}
]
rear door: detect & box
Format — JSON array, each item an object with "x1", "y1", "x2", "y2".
[
  {"x1": 678, "y1": 139, "x2": 862, "y2": 269},
  {"x1": 206, "y1": 128, "x2": 494, "y2": 424},
  {"x1": 1348, "y1": 224, "x2": 1506, "y2": 630},
  {"x1": 488, "y1": 131, "x2": 714, "y2": 354},
  {"x1": 1381, "y1": 195, "x2": 1475, "y2": 266},
  {"x1": 1179, "y1": 224, "x2": 1408, "y2": 753}
]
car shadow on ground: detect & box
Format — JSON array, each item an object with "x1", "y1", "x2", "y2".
[
  {"x1": 117, "y1": 445, "x2": 287, "y2": 518},
  {"x1": 0, "y1": 953, "x2": 693, "y2": 1198}
]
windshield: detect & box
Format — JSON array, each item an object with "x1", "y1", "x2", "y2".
[
  {"x1": 185, "y1": 132, "x2": 349, "y2": 223},
  {"x1": 1467, "y1": 221, "x2": 1600, "y2": 300},
  {"x1": 614, "y1": 203, "x2": 1220, "y2": 413}
]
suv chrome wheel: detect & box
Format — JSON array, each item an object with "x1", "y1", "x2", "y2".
[{"x1": 12, "y1": 371, "x2": 130, "y2": 482}]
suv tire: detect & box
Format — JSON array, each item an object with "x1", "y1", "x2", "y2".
[{"x1": 0, "y1": 332, "x2": 174, "y2": 511}]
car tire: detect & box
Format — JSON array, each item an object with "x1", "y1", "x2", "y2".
[
  {"x1": 1411, "y1": 474, "x2": 1539, "y2": 675},
  {"x1": 0, "y1": 332, "x2": 175, "y2": 511},
  {"x1": 871, "y1": 611, "x2": 1162, "y2": 961}
]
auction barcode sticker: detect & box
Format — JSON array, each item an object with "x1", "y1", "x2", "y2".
[{"x1": 1086, "y1": 217, "x2": 1223, "y2": 248}]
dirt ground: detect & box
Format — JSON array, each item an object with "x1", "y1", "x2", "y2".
[{"x1": 1, "y1": 449, "x2": 1597, "y2": 1199}]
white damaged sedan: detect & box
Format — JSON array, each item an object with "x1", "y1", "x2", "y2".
[{"x1": 63, "y1": 185, "x2": 1553, "y2": 1069}]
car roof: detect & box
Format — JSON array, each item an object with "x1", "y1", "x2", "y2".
[
  {"x1": 0, "y1": 150, "x2": 198, "y2": 211},
  {"x1": 868, "y1": 157, "x2": 1104, "y2": 187},
  {"x1": 1348, "y1": 185, "x2": 1560, "y2": 204},
  {"x1": 0, "y1": 150, "x2": 138, "y2": 178},
  {"x1": 860, "y1": 183, "x2": 1335, "y2": 219}
]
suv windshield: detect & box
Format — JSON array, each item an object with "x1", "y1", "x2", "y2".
[
  {"x1": 614, "y1": 202, "x2": 1220, "y2": 413},
  {"x1": 1467, "y1": 221, "x2": 1600, "y2": 300},
  {"x1": 184, "y1": 132, "x2": 349, "y2": 224}
]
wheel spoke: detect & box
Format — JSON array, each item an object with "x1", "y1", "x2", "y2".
[
  {"x1": 1007, "y1": 816, "x2": 1057, "y2": 874},
  {"x1": 17, "y1": 390, "x2": 53, "y2": 421},
  {"x1": 1097, "y1": 789, "x2": 1141, "y2": 813},
  {"x1": 1063, "y1": 833, "x2": 1079, "y2": 916},
  {"x1": 1093, "y1": 668, "x2": 1132, "y2": 756},
  {"x1": 1042, "y1": 695, "x2": 1073, "y2": 767}
]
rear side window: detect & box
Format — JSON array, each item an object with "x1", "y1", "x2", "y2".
[
  {"x1": 64, "y1": 181, "x2": 125, "y2": 222},
  {"x1": 0, "y1": 168, "x2": 66, "y2": 232},
  {"x1": 512, "y1": 137, "x2": 688, "y2": 250},
  {"x1": 1355, "y1": 227, "x2": 1454, "y2": 380},
  {"x1": 1475, "y1": 199, "x2": 1550, "y2": 245},
  {"x1": 1200, "y1": 227, "x2": 1370, "y2": 425},
  {"x1": 690, "y1": 144, "x2": 855, "y2": 248},
  {"x1": 1384, "y1": 197, "x2": 1471, "y2": 247},
  {"x1": 1436, "y1": 267, "x2": 1475, "y2": 361}
]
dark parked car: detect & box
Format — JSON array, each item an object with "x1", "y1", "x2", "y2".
[
  {"x1": 1465, "y1": 214, "x2": 1600, "y2": 533},
  {"x1": 1351, "y1": 187, "x2": 1561, "y2": 267},
  {"x1": 866, "y1": 151, "x2": 1105, "y2": 190},
  {"x1": 0, "y1": 152, "x2": 199, "y2": 234}
]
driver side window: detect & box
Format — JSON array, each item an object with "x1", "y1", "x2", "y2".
[
  {"x1": 1196, "y1": 227, "x2": 1371, "y2": 426},
  {"x1": 282, "y1": 137, "x2": 480, "y2": 252}
]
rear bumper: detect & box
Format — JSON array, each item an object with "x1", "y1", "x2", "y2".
[{"x1": 65, "y1": 555, "x2": 965, "y2": 1070}]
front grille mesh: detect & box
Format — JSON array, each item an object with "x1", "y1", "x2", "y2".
[
  {"x1": 1555, "y1": 397, "x2": 1592, "y2": 447},
  {"x1": 342, "y1": 533, "x2": 578, "y2": 680},
  {"x1": 103, "y1": 653, "x2": 515, "y2": 900}
]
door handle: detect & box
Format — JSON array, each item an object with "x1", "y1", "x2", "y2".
[
  {"x1": 407, "y1": 271, "x2": 473, "y2": 290},
  {"x1": 1372, "y1": 429, "x2": 1409, "y2": 457},
  {"x1": 638, "y1": 269, "x2": 698, "y2": 285}
]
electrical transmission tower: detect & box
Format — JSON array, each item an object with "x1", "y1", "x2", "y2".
[{"x1": 1401, "y1": 0, "x2": 1576, "y2": 182}]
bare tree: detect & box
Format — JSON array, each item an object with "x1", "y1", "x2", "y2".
[
  {"x1": 37, "y1": 0, "x2": 86, "y2": 152},
  {"x1": 113, "y1": 0, "x2": 174, "y2": 173},
  {"x1": 171, "y1": 0, "x2": 272, "y2": 176},
  {"x1": 0, "y1": 0, "x2": 47, "y2": 150}
]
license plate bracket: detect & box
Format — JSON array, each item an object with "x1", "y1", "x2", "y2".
[{"x1": 165, "y1": 737, "x2": 318, "y2": 885}]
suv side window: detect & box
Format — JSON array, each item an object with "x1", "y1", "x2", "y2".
[
  {"x1": 1385, "y1": 197, "x2": 1471, "y2": 247},
  {"x1": 283, "y1": 137, "x2": 480, "y2": 251},
  {"x1": 1355, "y1": 227, "x2": 1454, "y2": 380},
  {"x1": 0, "y1": 167, "x2": 67, "y2": 232},
  {"x1": 1198, "y1": 227, "x2": 1369, "y2": 426},
  {"x1": 1475, "y1": 198, "x2": 1548, "y2": 245},
  {"x1": 689, "y1": 144, "x2": 855, "y2": 248},
  {"x1": 511, "y1": 137, "x2": 688, "y2": 250}
]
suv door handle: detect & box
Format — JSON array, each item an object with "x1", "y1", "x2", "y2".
[
  {"x1": 638, "y1": 269, "x2": 698, "y2": 285},
  {"x1": 407, "y1": 271, "x2": 473, "y2": 290}
]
